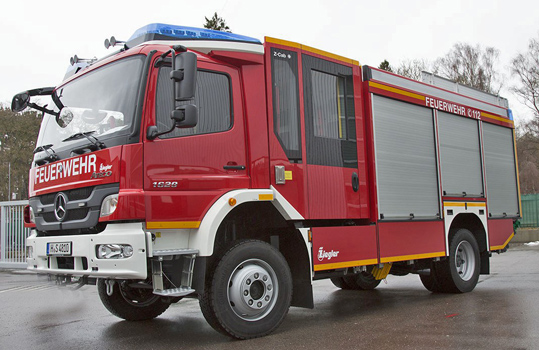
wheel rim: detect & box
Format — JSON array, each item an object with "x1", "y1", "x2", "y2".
[
  {"x1": 118, "y1": 281, "x2": 160, "y2": 307},
  {"x1": 227, "y1": 259, "x2": 278, "y2": 322},
  {"x1": 454, "y1": 241, "x2": 476, "y2": 281}
]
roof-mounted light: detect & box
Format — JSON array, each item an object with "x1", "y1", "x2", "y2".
[{"x1": 127, "y1": 23, "x2": 262, "y2": 46}]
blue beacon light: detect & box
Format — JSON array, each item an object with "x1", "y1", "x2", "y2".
[{"x1": 128, "y1": 23, "x2": 262, "y2": 45}]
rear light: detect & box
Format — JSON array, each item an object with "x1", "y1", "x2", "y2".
[{"x1": 24, "y1": 205, "x2": 35, "y2": 224}]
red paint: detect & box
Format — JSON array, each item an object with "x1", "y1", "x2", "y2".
[
  {"x1": 312, "y1": 226, "x2": 377, "y2": 268},
  {"x1": 378, "y1": 221, "x2": 446, "y2": 262},
  {"x1": 29, "y1": 147, "x2": 122, "y2": 197},
  {"x1": 488, "y1": 219, "x2": 514, "y2": 249},
  {"x1": 143, "y1": 57, "x2": 249, "y2": 224}
]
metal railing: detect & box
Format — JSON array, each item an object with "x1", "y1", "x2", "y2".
[
  {"x1": 0, "y1": 200, "x2": 30, "y2": 268},
  {"x1": 521, "y1": 194, "x2": 539, "y2": 228}
]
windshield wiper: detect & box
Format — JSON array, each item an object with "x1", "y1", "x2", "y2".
[
  {"x1": 33, "y1": 144, "x2": 59, "y2": 165},
  {"x1": 62, "y1": 131, "x2": 106, "y2": 150}
]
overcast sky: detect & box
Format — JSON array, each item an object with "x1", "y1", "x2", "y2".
[{"x1": 1, "y1": 0, "x2": 538, "y2": 123}]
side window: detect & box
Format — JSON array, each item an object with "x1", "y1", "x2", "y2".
[
  {"x1": 311, "y1": 70, "x2": 347, "y2": 140},
  {"x1": 271, "y1": 48, "x2": 301, "y2": 161},
  {"x1": 156, "y1": 67, "x2": 232, "y2": 138},
  {"x1": 303, "y1": 54, "x2": 357, "y2": 168}
]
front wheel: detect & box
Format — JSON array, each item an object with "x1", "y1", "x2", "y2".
[
  {"x1": 97, "y1": 279, "x2": 170, "y2": 321},
  {"x1": 199, "y1": 240, "x2": 292, "y2": 339}
]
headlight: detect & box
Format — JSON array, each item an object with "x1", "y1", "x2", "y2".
[
  {"x1": 96, "y1": 244, "x2": 133, "y2": 259},
  {"x1": 100, "y1": 194, "x2": 119, "y2": 217}
]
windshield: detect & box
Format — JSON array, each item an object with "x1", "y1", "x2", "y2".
[{"x1": 35, "y1": 55, "x2": 145, "y2": 155}]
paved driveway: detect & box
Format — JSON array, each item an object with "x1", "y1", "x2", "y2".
[{"x1": 1, "y1": 244, "x2": 538, "y2": 349}]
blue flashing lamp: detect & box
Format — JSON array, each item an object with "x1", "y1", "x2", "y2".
[
  {"x1": 507, "y1": 108, "x2": 514, "y2": 121},
  {"x1": 128, "y1": 23, "x2": 261, "y2": 45}
]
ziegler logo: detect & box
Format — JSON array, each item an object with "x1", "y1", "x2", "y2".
[{"x1": 317, "y1": 247, "x2": 340, "y2": 262}]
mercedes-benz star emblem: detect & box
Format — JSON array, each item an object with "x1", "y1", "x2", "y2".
[{"x1": 54, "y1": 193, "x2": 68, "y2": 222}]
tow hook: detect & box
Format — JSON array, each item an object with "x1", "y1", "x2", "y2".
[{"x1": 105, "y1": 279, "x2": 115, "y2": 296}]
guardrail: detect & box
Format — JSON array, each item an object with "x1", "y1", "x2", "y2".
[{"x1": 0, "y1": 200, "x2": 30, "y2": 268}]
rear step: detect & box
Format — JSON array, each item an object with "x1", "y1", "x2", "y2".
[{"x1": 151, "y1": 249, "x2": 198, "y2": 297}]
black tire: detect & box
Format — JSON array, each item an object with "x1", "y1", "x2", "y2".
[
  {"x1": 199, "y1": 240, "x2": 292, "y2": 339},
  {"x1": 331, "y1": 272, "x2": 381, "y2": 290},
  {"x1": 436, "y1": 229, "x2": 481, "y2": 293},
  {"x1": 419, "y1": 262, "x2": 442, "y2": 292},
  {"x1": 330, "y1": 277, "x2": 352, "y2": 289},
  {"x1": 97, "y1": 279, "x2": 170, "y2": 321}
]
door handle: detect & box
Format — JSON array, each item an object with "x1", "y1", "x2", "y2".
[
  {"x1": 352, "y1": 172, "x2": 359, "y2": 192},
  {"x1": 223, "y1": 165, "x2": 246, "y2": 170}
]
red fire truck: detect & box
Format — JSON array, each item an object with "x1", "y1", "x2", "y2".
[{"x1": 13, "y1": 23, "x2": 520, "y2": 339}]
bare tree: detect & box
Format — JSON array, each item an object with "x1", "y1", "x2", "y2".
[
  {"x1": 511, "y1": 35, "x2": 539, "y2": 118},
  {"x1": 396, "y1": 59, "x2": 430, "y2": 81},
  {"x1": 434, "y1": 43, "x2": 502, "y2": 94}
]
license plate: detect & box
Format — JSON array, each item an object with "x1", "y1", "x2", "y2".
[{"x1": 47, "y1": 242, "x2": 72, "y2": 256}]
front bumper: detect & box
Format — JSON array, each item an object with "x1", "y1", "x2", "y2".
[{"x1": 26, "y1": 223, "x2": 150, "y2": 279}]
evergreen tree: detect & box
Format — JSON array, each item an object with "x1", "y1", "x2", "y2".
[
  {"x1": 378, "y1": 60, "x2": 393, "y2": 72},
  {"x1": 204, "y1": 12, "x2": 231, "y2": 32},
  {"x1": 0, "y1": 106, "x2": 41, "y2": 200}
]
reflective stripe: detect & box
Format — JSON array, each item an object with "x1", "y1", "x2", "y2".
[
  {"x1": 146, "y1": 221, "x2": 201, "y2": 229},
  {"x1": 313, "y1": 258, "x2": 378, "y2": 272},
  {"x1": 380, "y1": 251, "x2": 446, "y2": 264}
]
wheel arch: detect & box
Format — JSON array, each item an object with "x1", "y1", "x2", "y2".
[
  {"x1": 448, "y1": 213, "x2": 487, "y2": 253},
  {"x1": 447, "y1": 212, "x2": 490, "y2": 274},
  {"x1": 190, "y1": 189, "x2": 313, "y2": 308}
]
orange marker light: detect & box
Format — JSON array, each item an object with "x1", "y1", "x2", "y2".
[{"x1": 229, "y1": 198, "x2": 237, "y2": 206}]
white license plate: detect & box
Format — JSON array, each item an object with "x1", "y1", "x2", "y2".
[{"x1": 47, "y1": 242, "x2": 72, "y2": 256}]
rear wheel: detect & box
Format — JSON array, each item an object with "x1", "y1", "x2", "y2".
[
  {"x1": 97, "y1": 279, "x2": 170, "y2": 321},
  {"x1": 199, "y1": 240, "x2": 292, "y2": 339},
  {"x1": 331, "y1": 271, "x2": 381, "y2": 290},
  {"x1": 431, "y1": 229, "x2": 480, "y2": 293}
]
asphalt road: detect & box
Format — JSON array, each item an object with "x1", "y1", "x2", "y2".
[{"x1": 1, "y1": 243, "x2": 538, "y2": 350}]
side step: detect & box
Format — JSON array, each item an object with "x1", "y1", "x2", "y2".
[{"x1": 151, "y1": 249, "x2": 198, "y2": 297}]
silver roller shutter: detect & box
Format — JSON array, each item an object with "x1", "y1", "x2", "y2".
[
  {"x1": 438, "y1": 112, "x2": 483, "y2": 197},
  {"x1": 483, "y1": 122, "x2": 519, "y2": 217},
  {"x1": 373, "y1": 95, "x2": 440, "y2": 219}
]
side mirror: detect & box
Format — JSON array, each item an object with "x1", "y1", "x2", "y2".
[
  {"x1": 171, "y1": 105, "x2": 198, "y2": 128},
  {"x1": 11, "y1": 91, "x2": 30, "y2": 112},
  {"x1": 171, "y1": 52, "x2": 197, "y2": 101},
  {"x1": 146, "y1": 105, "x2": 198, "y2": 140}
]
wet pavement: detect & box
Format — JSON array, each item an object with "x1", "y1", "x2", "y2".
[{"x1": 1, "y1": 243, "x2": 538, "y2": 350}]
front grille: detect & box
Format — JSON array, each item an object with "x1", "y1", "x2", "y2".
[
  {"x1": 30, "y1": 183, "x2": 119, "y2": 234},
  {"x1": 42, "y1": 208, "x2": 90, "y2": 223},
  {"x1": 40, "y1": 187, "x2": 95, "y2": 205}
]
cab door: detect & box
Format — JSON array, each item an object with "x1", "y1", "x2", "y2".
[
  {"x1": 266, "y1": 39, "x2": 368, "y2": 220},
  {"x1": 301, "y1": 53, "x2": 365, "y2": 219},
  {"x1": 143, "y1": 59, "x2": 249, "y2": 228}
]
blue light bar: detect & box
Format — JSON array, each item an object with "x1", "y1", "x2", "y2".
[
  {"x1": 128, "y1": 23, "x2": 261, "y2": 45},
  {"x1": 507, "y1": 108, "x2": 514, "y2": 121}
]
